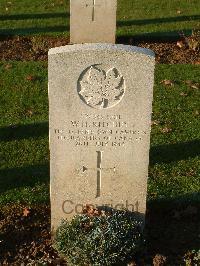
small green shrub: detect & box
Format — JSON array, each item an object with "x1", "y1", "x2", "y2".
[
  {"x1": 54, "y1": 209, "x2": 143, "y2": 266},
  {"x1": 184, "y1": 249, "x2": 200, "y2": 266},
  {"x1": 179, "y1": 29, "x2": 200, "y2": 51}
]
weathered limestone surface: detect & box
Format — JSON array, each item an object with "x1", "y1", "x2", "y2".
[
  {"x1": 49, "y1": 44, "x2": 155, "y2": 231},
  {"x1": 70, "y1": 0, "x2": 117, "y2": 44}
]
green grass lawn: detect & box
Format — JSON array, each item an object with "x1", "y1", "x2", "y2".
[
  {"x1": 0, "y1": 0, "x2": 199, "y2": 38},
  {"x1": 0, "y1": 62, "x2": 199, "y2": 205}
]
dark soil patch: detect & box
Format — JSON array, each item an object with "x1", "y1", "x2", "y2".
[
  {"x1": 137, "y1": 41, "x2": 200, "y2": 64},
  {"x1": 0, "y1": 36, "x2": 199, "y2": 64},
  {"x1": 146, "y1": 201, "x2": 200, "y2": 265},
  {"x1": 0, "y1": 202, "x2": 199, "y2": 265},
  {"x1": 0, "y1": 204, "x2": 66, "y2": 265}
]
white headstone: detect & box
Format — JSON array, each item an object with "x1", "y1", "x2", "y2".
[
  {"x1": 70, "y1": 0, "x2": 117, "y2": 44},
  {"x1": 49, "y1": 44, "x2": 155, "y2": 232}
]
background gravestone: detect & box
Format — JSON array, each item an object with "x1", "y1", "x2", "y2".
[
  {"x1": 70, "y1": 0, "x2": 117, "y2": 44},
  {"x1": 49, "y1": 44, "x2": 155, "y2": 231}
]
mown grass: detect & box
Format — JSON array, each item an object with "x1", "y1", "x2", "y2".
[
  {"x1": 0, "y1": 61, "x2": 49, "y2": 204},
  {"x1": 0, "y1": 0, "x2": 199, "y2": 38},
  {"x1": 0, "y1": 62, "x2": 199, "y2": 205},
  {"x1": 149, "y1": 64, "x2": 200, "y2": 202}
]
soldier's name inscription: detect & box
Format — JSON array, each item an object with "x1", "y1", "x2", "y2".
[{"x1": 53, "y1": 113, "x2": 147, "y2": 148}]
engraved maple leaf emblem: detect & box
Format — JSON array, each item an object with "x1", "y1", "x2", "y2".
[{"x1": 79, "y1": 66, "x2": 125, "y2": 109}]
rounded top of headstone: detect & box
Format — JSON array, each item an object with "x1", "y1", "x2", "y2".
[{"x1": 48, "y1": 43, "x2": 155, "y2": 58}]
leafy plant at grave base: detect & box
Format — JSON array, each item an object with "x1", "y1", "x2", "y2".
[
  {"x1": 178, "y1": 30, "x2": 200, "y2": 51},
  {"x1": 184, "y1": 249, "x2": 200, "y2": 266},
  {"x1": 31, "y1": 36, "x2": 49, "y2": 54},
  {"x1": 54, "y1": 207, "x2": 143, "y2": 266}
]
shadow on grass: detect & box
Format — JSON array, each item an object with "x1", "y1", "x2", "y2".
[
  {"x1": 0, "y1": 28, "x2": 192, "y2": 41},
  {"x1": 150, "y1": 139, "x2": 200, "y2": 165},
  {"x1": 117, "y1": 29, "x2": 193, "y2": 42},
  {"x1": 0, "y1": 26, "x2": 68, "y2": 35},
  {"x1": 146, "y1": 195, "x2": 200, "y2": 262},
  {"x1": 1, "y1": 13, "x2": 197, "y2": 24},
  {"x1": 0, "y1": 164, "x2": 49, "y2": 193},
  {"x1": 0, "y1": 123, "x2": 49, "y2": 193},
  {"x1": 0, "y1": 12, "x2": 69, "y2": 21},
  {"x1": 116, "y1": 15, "x2": 198, "y2": 41},
  {"x1": 0, "y1": 122, "x2": 48, "y2": 141},
  {"x1": 117, "y1": 14, "x2": 200, "y2": 27}
]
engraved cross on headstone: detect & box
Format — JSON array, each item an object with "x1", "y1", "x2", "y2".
[
  {"x1": 70, "y1": 0, "x2": 117, "y2": 44},
  {"x1": 83, "y1": 151, "x2": 116, "y2": 198},
  {"x1": 86, "y1": 0, "x2": 101, "y2": 22}
]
